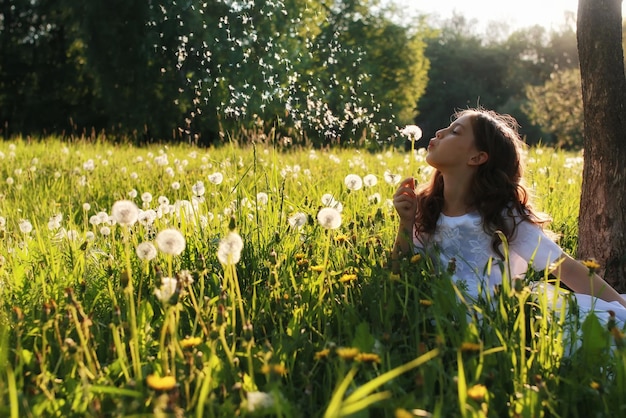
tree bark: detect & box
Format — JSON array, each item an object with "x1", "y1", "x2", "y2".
[{"x1": 577, "y1": 0, "x2": 626, "y2": 291}]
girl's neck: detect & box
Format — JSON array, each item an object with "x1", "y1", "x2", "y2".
[{"x1": 441, "y1": 171, "x2": 475, "y2": 216}]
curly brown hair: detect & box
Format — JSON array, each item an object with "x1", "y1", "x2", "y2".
[{"x1": 414, "y1": 108, "x2": 548, "y2": 256}]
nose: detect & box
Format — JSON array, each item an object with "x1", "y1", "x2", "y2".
[{"x1": 434, "y1": 128, "x2": 444, "y2": 138}]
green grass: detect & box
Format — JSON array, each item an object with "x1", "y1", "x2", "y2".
[{"x1": 0, "y1": 137, "x2": 624, "y2": 417}]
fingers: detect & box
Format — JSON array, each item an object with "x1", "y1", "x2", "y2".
[{"x1": 401, "y1": 177, "x2": 415, "y2": 189}]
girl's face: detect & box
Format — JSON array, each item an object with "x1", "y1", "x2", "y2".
[{"x1": 425, "y1": 113, "x2": 485, "y2": 171}]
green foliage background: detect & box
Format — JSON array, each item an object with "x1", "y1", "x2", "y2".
[{"x1": 2, "y1": 0, "x2": 614, "y2": 148}]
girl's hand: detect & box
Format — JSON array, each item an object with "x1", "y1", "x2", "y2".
[{"x1": 393, "y1": 177, "x2": 417, "y2": 224}]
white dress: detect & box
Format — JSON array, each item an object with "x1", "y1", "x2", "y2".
[{"x1": 413, "y1": 211, "x2": 626, "y2": 326}]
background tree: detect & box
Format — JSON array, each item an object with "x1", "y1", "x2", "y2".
[
  {"x1": 577, "y1": 0, "x2": 626, "y2": 291},
  {"x1": 523, "y1": 68, "x2": 583, "y2": 148}
]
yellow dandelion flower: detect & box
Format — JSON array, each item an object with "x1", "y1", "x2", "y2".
[
  {"x1": 467, "y1": 383, "x2": 487, "y2": 401},
  {"x1": 419, "y1": 299, "x2": 433, "y2": 306},
  {"x1": 296, "y1": 258, "x2": 309, "y2": 267},
  {"x1": 180, "y1": 336, "x2": 203, "y2": 349},
  {"x1": 390, "y1": 272, "x2": 401, "y2": 281},
  {"x1": 261, "y1": 364, "x2": 271, "y2": 374},
  {"x1": 294, "y1": 252, "x2": 306, "y2": 260},
  {"x1": 334, "y1": 234, "x2": 349, "y2": 243},
  {"x1": 339, "y1": 273, "x2": 358, "y2": 283},
  {"x1": 146, "y1": 374, "x2": 177, "y2": 391},
  {"x1": 314, "y1": 348, "x2": 330, "y2": 360},
  {"x1": 410, "y1": 254, "x2": 422, "y2": 263},
  {"x1": 356, "y1": 352, "x2": 381, "y2": 363},
  {"x1": 311, "y1": 265, "x2": 325, "y2": 272},
  {"x1": 395, "y1": 408, "x2": 414, "y2": 418},
  {"x1": 590, "y1": 381, "x2": 601, "y2": 391},
  {"x1": 582, "y1": 258, "x2": 601, "y2": 270},
  {"x1": 336, "y1": 347, "x2": 360, "y2": 361},
  {"x1": 460, "y1": 342, "x2": 481, "y2": 352},
  {"x1": 272, "y1": 364, "x2": 287, "y2": 376}
]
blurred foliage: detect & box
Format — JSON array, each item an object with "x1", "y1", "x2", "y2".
[
  {"x1": 0, "y1": 1, "x2": 620, "y2": 149},
  {"x1": 524, "y1": 68, "x2": 583, "y2": 148}
]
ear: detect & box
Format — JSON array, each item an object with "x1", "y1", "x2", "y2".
[{"x1": 468, "y1": 151, "x2": 488, "y2": 166}]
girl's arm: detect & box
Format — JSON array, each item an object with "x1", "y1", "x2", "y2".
[
  {"x1": 391, "y1": 178, "x2": 417, "y2": 273},
  {"x1": 552, "y1": 254, "x2": 626, "y2": 309}
]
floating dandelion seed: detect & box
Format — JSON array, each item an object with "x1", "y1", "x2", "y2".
[
  {"x1": 317, "y1": 207, "x2": 342, "y2": 229},
  {"x1": 155, "y1": 228, "x2": 186, "y2": 256},
  {"x1": 111, "y1": 200, "x2": 139, "y2": 226},
  {"x1": 217, "y1": 231, "x2": 244, "y2": 265},
  {"x1": 363, "y1": 174, "x2": 377, "y2": 187},
  {"x1": 154, "y1": 276, "x2": 178, "y2": 303},
  {"x1": 288, "y1": 212, "x2": 308, "y2": 228},
  {"x1": 136, "y1": 242, "x2": 157, "y2": 261},
  {"x1": 344, "y1": 174, "x2": 363, "y2": 191}
]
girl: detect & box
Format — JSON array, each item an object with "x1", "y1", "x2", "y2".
[{"x1": 391, "y1": 108, "x2": 626, "y2": 324}]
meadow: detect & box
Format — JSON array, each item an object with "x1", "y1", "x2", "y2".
[{"x1": 0, "y1": 136, "x2": 623, "y2": 417}]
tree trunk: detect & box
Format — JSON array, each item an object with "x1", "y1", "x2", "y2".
[{"x1": 577, "y1": 0, "x2": 626, "y2": 291}]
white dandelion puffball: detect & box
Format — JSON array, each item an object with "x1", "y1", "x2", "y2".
[
  {"x1": 136, "y1": 242, "x2": 158, "y2": 261},
  {"x1": 19, "y1": 219, "x2": 33, "y2": 234},
  {"x1": 344, "y1": 174, "x2": 363, "y2": 191},
  {"x1": 208, "y1": 172, "x2": 224, "y2": 185},
  {"x1": 111, "y1": 200, "x2": 139, "y2": 226},
  {"x1": 154, "y1": 277, "x2": 178, "y2": 303},
  {"x1": 246, "y1": 391, "x2": 275, "y2": 412},
  {"x1": 192, "y1": 181, "x2": 205, "y2": 196},
  {"x1": 317, "y1": 207, "x2": 342, "y2": 229},
  {"x1": 256, "y1": 192, "x2": 269, "y2": 206},
  {"x1": 383, "y1": 170, "x2": 402, "y2": 186},
  {"x1": 141, "y1": 192, "x2": 153, "y2": 204},
  {"x1": 401, "y1": 124, "x2": 423, "y2": 141},
  {"x1": 155, "y1": 228, "x2": 186, "y2": 256},
  {"x1": 288, "y1": 212, "x2": 308, "y2": 228},
  {"x1": 217, "y1": 231, "x2": 244, "y2": 265},
  {"x1": 363, "y1": 174, "x2": 378, "y2": 187}
]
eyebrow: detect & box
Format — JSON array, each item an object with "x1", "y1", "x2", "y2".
[{"x1": 450, "y1": 122, "x2": 464, "y2": 131}]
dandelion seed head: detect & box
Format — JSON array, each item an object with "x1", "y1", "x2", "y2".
[
  {"x1": 208, "y1": 172, "x2": 224, "y2": 185},
  {"x1": 256, "y1": 192, "x2": 269, "y2": 206},
  {"x1": 19, "y1": 219, "x2": 33, "y2": 234},
  {"x1": 217, "y1": 231, "x2": 244, "y2": 265},
  {"x1": 155, "y1": 228, "x2": 186, "y2": 256},
  {"x1": 155, "y1": 277, "x2": 178, "y2": 303},
  {"x1": 363, "y1": 174, "x2": 377, "y2": 187},
  {"x1": 136, "y1": 241, "x2": 158, "y2": 261},
  {"x1": 344, "y1": 174, "x2": 363, "y2": 191},
  {"x1": 111, "y1": 200, "x2": 140, "y2": 226},
  {"x1": 400, "y1": 124, "x2": 423, "y2": 141},
  {"x1": 288, "y1": 212, "x2": 308, "y2": 228},
  {"x1": 317, "y1": 207, "x2": 342, "y2": 229}
]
